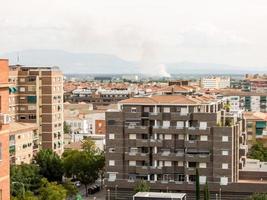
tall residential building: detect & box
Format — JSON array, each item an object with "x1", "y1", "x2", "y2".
[
  {"x1": 200, "y1": 76, "x2": 230, "y2": 89},
  {"x1": 9, "y1": 65, "x2": 64, "y2": 155},
  {"x1": 105, "y1": 95, "x2": 267, "y2": 200},
  {"x1": 0, "y1": 59, "x2": 10, "y2": 200},
  {"x1": 243, "y1": 74, "x2": 267, "y2": 93}
]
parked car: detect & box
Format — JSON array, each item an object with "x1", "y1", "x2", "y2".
[{"x1": 88, "y1": 184, "x2": 100, "y2": 194}]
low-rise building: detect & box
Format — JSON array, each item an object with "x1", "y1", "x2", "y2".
[
  {"x1": 9, "y1": 122, "x2": 38, "y2": 165},
  {"x1": 244, "y1": 112, "x2": 267, "y2": 147},
  {"x1": 200, "y1": 76, "x2": 230, "y2": 89}
]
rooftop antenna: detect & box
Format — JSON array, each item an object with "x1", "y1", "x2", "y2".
[{"x1": 16, "y1": 52, "x2": 20, "y2": 65}]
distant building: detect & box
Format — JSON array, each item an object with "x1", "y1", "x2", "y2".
[
  {"x1": 200, "y1": 76, "x2": 230, "y2": 89},
  {"x1": 242, "y1": 74, "x2": 267, "y2": 93}
]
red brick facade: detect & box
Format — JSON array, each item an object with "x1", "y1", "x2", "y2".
[{"x1": 0, "y1": 59, "x2": 10, "y2": 200}]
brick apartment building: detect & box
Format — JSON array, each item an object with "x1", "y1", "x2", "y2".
[
  {"x1": 105, "y1": 95, "x2": 267, "y2": 200},
  {"x1": 0, "y1": 59, "x2": 10, "y2": 200},
  {"x1": 9, "y1": 65, "x2": 64, "y2": 155}
]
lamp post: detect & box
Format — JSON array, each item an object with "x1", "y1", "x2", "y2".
[
  {"x1": 12, "y1": 182, "x2": 25, "y2": 198},
  {"x1": 107, "y1": 189, "x2": 110, "y2": 200}
]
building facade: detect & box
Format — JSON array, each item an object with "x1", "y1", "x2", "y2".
[
  {"x1": 200, "y1": 76, "x2": 230, "y2": 89},
  {"x1": 9, "y1": 65, "x2": 64, "y2": 155},
  {"x1": 0, "y1": 59, "x2": 10, "y2": 200},
  {"x1": 105, "y1": 95, "x2": 267, "y2": 200},
  {"x1": 9, "y1": 122, "x2": 38, "y2": 165}
]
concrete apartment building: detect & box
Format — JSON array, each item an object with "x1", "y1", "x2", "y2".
[
  {"x1": 200, "y1": 76, "x2": 230, "y2": 89},
  {"x1": 9, "y1": 122, "x2": 38, "y2": 165},
  {"x1": 105, "y1": 94, "x2": 267, "y2": 200},
  {"x1": 244, "y1": 112, "x2": 267, "y2": 147},
  {"x1": 0, "y1": 59, "x2": 10, "y2": 200},
  {"x1": 9, "y1": 65, "x2": 64, "y2": 155}
]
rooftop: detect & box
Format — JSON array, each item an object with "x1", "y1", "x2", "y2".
[
  {"x1": 134, "y1": 192, "x2": 186, "y2": 199},
  {"x1": 119, "y1": 94, "x2": 217, "y2": 105}
]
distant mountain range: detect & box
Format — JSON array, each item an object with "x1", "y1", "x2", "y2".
[{"x1": 1, "y1": 49, "x2": 266, "y2": 74}]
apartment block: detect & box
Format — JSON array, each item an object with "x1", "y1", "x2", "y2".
[
  {"x1": 200, "y1": 76, "x2": 230, "y2": 89},
  {"x1": 244, "y1": 112, "x2": 267, "y2": 147},
  {"x1": 0, "y1": 59, "x2": 10, "y2": 200},
  {"x1": 9, "y1": 122, "x2": 38, "y2": 164},
  {"x1": 105, "y1": 95, "x2": 267, "y2": 200},
  {"x1": 9, "y1": 65, "x2": 64, "y2": 155}
]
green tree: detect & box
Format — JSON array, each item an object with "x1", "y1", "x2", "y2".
[
  {"x1": 62, "y1": 181, "x2": 78, "y2": 198},
  {"x1": 247, "y1": 193, "x2": 267, "y2": 200},
  {"x1": 63, "y1": 139, "x2": 105, "y2": 196},
  {"x1": 34, "y1": 149, "x2": 64, "y2": 182},
  {"x1": 134, "y1": 180, "x2": 150, "y2": 193},
  {"x1": 196, "y1": 168, "x2": 200, "y2": 200},
  {"x1": 11, "y1": 164, "x2": 42, "y2": 198},
  {"x1": 248, "y1": 141, "x2": 267, "y2": 161},
  {"x1": 11, "y1": 191, "x2": 38, "y2": 200},
  {"x1": 39, "y1": 178, "x2": 67, "y2": 200},
  {"x1": 64, "y1": 122, "x2": 71, "y2": 134},
  {"x1": 203, "y1": 181, "x2": 210, "y2": 200}
]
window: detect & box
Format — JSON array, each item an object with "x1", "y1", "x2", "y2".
[
  {"x1": 164, "y1": 161, "x2": 172, "y2": 167},
  {"x1": 222, "y1": 136, "x2": 229, "y2": 142},
  {"x1": 199, "y1": 122, "x2": 207, "y2": 130},
  {"x1": 165, "y1": 134, "x2": 172, "y2": 140},
  {"x1": 109, "y1": 134, "x2": 115, "y2": 140},
  {"x1": 28, "y1": 105, "x2": 36, "y2": 110},
  {"x1": 129, "y1": 161, "x2": 136, "y2": 166},
  {"x1": 27, "y1": 96, "x2": 37, "y2": 103},
  {"x1": 19, "y1": 96, "x2": 26, "y2": 100},
  {"x1": 200, "y1": 135, "x2": 208, "y2": 141},
  {"x1": 178, "y1": 161, "x2": 183, "y2": 167},
  {"x1": 108, "y1": 173, "x2": 116, "y2": 181},
  {"x1": 20, "y1": 107, "x2": 26, "y2": 111},
  {"x1": 131, "y1": 107, "x2": 137, "y2": 113},
  {"x1": 19, "y1": 87, "x2": 26, "y2": 92},
  {"x1": 28, "y1": 86, "x2": 36, "y2": 92},
  {"x1": 176, "y1": 121, "x2": 184, "y2": 128},
  {"x1": 144, "y1": 107, "x2": 150, "y2": 112},
  {"x1": 199, "y1": 176, "x2": 206, "y2": 184},
  {"x1": 129, "y1": 134, "x2": 136, "y2": 140},
  {"x1": 180, "y1": 107, "x2": 188, "y2": 115},
  {"x1": 0, "y1": 143, "x2": 2, "y2": 161},
  {"x1": 222, "y1": 163, "x2": 228, "y2": 169},
  {"x1": 109, "y1": 148, "x2": 115, "y2": 153},
  {"x1": 20, "y1": 78, "x2": 25, "y2": 82},
  {"x1": 220, "y1": 177, "x2": 228, "y2": 185},
  {"x1": 109, "y1": 160, "x2": 115, "y2": 166},
  {"x1": 162, "y1": 121, "x2": 170, "y2": 128},
  {"x1": 163, "y1": 107, "x2": 170, "y2": 113},
  {"x1": 222, "y1": 150, "x2": 229, "y2": 156},
  {"x1": 178, "y1": 134, "x2": 184, "y2": 140},
  {"x1": 199, "y1": 163, "x2": 207, "y2": 168}
]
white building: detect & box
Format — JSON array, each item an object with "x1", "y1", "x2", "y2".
[{"x1": 201, "y1": 76, "x2": 230, "y2": 89}]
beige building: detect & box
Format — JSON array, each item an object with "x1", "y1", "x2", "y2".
[
  {"x1": 9, "y1": 122, "x2": 38, "y2": 165},
  {"x1": 9, "y1": 65, "x2": 64, "y2": 155}
]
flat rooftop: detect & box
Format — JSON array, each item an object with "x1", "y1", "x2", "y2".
[{"x1": 134, "y1": 192, "x2": 186, "y2": 199}]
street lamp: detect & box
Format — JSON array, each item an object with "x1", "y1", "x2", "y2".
[
  {"x1": 12, "y1": 182, "x2": 25, "y2": 198},
  {"x1": 107, "y1": 189, "x2": 110, "y2": 200}
]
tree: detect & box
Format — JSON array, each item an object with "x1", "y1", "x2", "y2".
[
  {"x1": 11, "y1": 164, "x2": 42, "y2": 198},
  {"x1": 64, "y1": 122, "x2": 71, "y2": 134},
  {"x1": 63, "y1": 139, "x2": 105, "y2": 196},
  {"x1": 134, "y1": 180, "x2": 150, "y2": 193},
  {"x1": 34, "y1": 149, "x2": 64, "y2": 182},
  {"x1": 248, "y1": 141, "x2": 267, "y2": 162},
  {"x1": 62, "y1": 181, "x2": 78, "y2": 198},
  {"x1": 11, "y1": 191, "x2": 38, "y2": 200},
  {"x1": 196, "y1": 168, "x2": 200, "y2": 200},
  {"x1": 204, "y1": 181, "x2": 210, "y2": 200},
  {"x1": 39, "y1": 178, "x2": 67, "y2": 200},
  {"x1": 247, "y1": 193, "x2": 267, "y2": 200}
]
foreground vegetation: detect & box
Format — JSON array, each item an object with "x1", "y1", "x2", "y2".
[{"x1": 11, "y1": 139, "x2": 105, "y2": 200}]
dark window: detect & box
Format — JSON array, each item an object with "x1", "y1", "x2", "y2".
[
  {"x1": 27, "y1": 96, "x2": 37, "y2": 104},
  {"x1": 108, "y1": 120, "x2": 115, "y2": 125}
]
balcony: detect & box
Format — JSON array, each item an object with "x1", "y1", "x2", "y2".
[
  {"x1": 149, "y1": 139, "x2": 163, "y2": 147},
  {"x1": 136, "y1": 166, "x2": 149, "y2": 174},
  {"x1": 125, "y1": 152, "x2": 149, "y2": 161},
  {"x1": 153, "y1": 152, "x2": 184, "y2": 161},
  {"x1": 136, "y1": 139, "x2": 150, "y2": 147},
  {"x1": 149, "y1": 112, "x2": 162, "y2": 120},
  {"x1": 125, "y1": 126, "x2": 149, "y2": 134},
  {"x1": 187, "y1": 127, "x2": 211, "y2": 135},
  {"x1": 171, "y1": 113, "x2": 191, "y2": 121},
  {"x1": 185, "y1": 153, "x2": 211, "y2": 162},
  {"x1": 124, "y1": 112, "x2": 141, "y2": 119}
]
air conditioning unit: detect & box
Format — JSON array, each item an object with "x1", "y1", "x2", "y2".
[{"x1": 0, "y1": 113, "x2": 11, "y2": 125}]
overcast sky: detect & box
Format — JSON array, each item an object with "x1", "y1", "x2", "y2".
[{"x1": 1, "y1": 0, "x2": 267, "y2": 69}]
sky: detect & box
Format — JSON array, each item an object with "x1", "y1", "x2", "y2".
[{"x1": 1, "y1": 0, "x2": 267, "y2": 70}]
